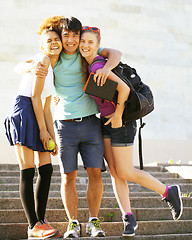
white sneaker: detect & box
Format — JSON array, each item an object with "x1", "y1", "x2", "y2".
[
  {"x1": 86, "y1": 218, "x2": 105, "y2": 237},
  {"x1": 64, "y1": 221, "x2": 80, "y2": 238}
]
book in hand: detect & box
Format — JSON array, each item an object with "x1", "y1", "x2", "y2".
[{"x1": 83, "y1": 73, "x2": 118, "y2": 101}]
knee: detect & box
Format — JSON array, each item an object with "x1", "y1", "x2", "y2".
[
  {"x1": 62, "y1": 171, "x2": 77, "y2": 185},
  {"x1": 117, "y1": 167, "x2": 136, "y2": 182},
  {"x1": 20, "y1": 168, "x2": 35, "y2": 181},
  {"x1": 38, "y1": 163, "x2": 53, "y2": 178},
  {"x1": 87, "y1": 168, "x2": 102, "y2": 181},
  {"x1": 19, "y1": 161, "x2": 35, "y2": 170},
  {"x1": 108, "y1": 165, "x2": 119, "y2": 180}
]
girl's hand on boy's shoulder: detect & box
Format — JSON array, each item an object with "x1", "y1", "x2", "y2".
[{"x1": 33, "y1": 60, "x2": 48, "y2": 78}]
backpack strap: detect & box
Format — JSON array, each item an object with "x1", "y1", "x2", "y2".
[
  {"x1": 138, "y1": 118, "x2": 146, "y2": 170},
  {"x1": 89, "y1": 58, "x2": 107, "y2": 73}
]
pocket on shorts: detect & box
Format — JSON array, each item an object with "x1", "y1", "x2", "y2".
[
  {"x1": 111, "y1": 124, "x2": 123, "y2": 130},
  {"x1": 111, "y1": 125, "x2": 125, "y2": 135}
]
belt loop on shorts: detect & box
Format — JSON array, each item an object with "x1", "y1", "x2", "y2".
[{"x1": 74, "y1": 117, "x2": 83, "y2": 122}]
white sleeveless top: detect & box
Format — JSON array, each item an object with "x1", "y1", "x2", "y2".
[{"x1": 17, "y1": 54, "x2": 54, "y2": 99}]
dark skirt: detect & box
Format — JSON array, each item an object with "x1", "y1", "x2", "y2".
[{"x1": 4, "y1": 95, "x2": 48, "y2": 152}]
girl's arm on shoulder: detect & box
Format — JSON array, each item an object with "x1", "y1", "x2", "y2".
[
  {"x1": 32, "y1": 55, "x2": 50, "y2": 97},
  {"x1": 94, "y1": 48, "x2": 122, "y2": 85},
  {"x1": 100, "y1": 47, "x2": 122, "y2": 69},
  {"x1": 31, "y1": 55, "x2": 51, "y2": 150}
]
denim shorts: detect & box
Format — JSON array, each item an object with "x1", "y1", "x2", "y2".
[
  {"x1": 54, "y1": 115, "x2": 106, "y2": 174},
  {"x1": 100, "y1": 117, "x2": 137, "y2": 147}
]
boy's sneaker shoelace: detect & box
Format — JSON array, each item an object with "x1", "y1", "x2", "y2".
[
  {"x1": 122, "y1": 214, "x2": 138, "y2": 237},
  {"x1": 64, "y1": 220, "x2": 80, "y2": 238},
  {"x1": 163, "y1": 185, "x2": 183, "y2": 221},
  {"x1": 28, "y1": 221, "x2": 57, "y2": 239},
  {"x1": 86, "y1": 218, "x2": 105, "y2": 237}
]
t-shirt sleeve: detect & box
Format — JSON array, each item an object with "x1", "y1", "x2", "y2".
[{"x1": 98, "y1": 46, "x2": 104, "y2": 55}]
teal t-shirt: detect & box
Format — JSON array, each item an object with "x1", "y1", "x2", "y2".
[{"x1": 53, "y1": 49, "x2": 99, "y2": 120}]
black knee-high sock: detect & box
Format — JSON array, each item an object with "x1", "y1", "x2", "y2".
[
  {"x1": 35, "y1": 163, "x2": 53, "y2": 221},
  {"x1": 20, "y1": 168, "x2": 38, "y2": 229}
]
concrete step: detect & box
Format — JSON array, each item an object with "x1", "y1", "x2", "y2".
[
  {"x1": 1, "y1": 190, "x2": 191, "y2": 198},
  {"x1": 1, "y1": 176, "x2": 191, "y2": 184},
  {"x1": 0, "y1": 164, "x2": 191, "y2": 240},
  {"x1": 1, "y1": 197, "x2": 191, "y2": 209},
  {"x1": 0, "y1": 170, "x2": 180, "y2": 178},
  {"x1": 1, "y1": 235, "x2": 192, "y2": 240},
  {"x1": 47, "y1": 234, "x2": 192, "y2": 240},
  {"x1": 1, "y1": 183, "x2": 191, "y2": 192},
  {"x1": 0, "y1": 207, "x2": 191, "y2": 223},
  {"x1": 0, "y1": 220, "x2": 191, "y2": 239},
  {"x1": 0, "y1": 164, "x2": 168, "y2": 172},
  {"x1": 0, "y1": 190, "x2": 162, "y2": 198},
  {"x1": 40, "y1": 234, "x2": 192, "y2": 240}
]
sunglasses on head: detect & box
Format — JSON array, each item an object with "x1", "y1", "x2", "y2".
[{"x1": 82, "y1": 26, "x2": 101, "y2": 40}]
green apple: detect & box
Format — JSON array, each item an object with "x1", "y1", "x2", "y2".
[{"x1": 49, "y1": 139, "x2": 55, "y2": 150}]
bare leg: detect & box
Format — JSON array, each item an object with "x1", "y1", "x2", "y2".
[
  {"x1": 86, "y1": 167, "x2": 103, "y2": 217},
  {"x1": 14, "y1": 144, "x2": 35, "y2": 170},
  {"x1": 112, "y1": 146, "x2": 166, "y2": 195},
  {"x1": 36, "y1": 151, "x2": 52, "y2": 167},
  {"x1": 61, "y1": 171, "x2": 78, "y2": 220},
  {"x1": 103, "y1": 138, "x2": 131, "y2": 215}
]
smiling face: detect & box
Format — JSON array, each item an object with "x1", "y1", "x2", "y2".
[
  {"x1": 40, "y1": 31, "x2": 62, "y2": 57},
  {"x1": 61, "y1": 29, "x2": 80, "y2": 55},
  {"x1": 79, "y1": 31, "x2": 100, "y2": 64}
]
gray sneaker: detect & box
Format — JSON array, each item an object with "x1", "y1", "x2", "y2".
[
  {"x1": 163, "y1": 185, "x2": 183, "y2": 220},
  {"x1": 86, "y1": 218, "x2": 105, "y2": 237},
  {"x1": 64, "y1": 221, "x2": 80, "y2": 238},
  {"x1": 122, "y1": 214, "x2": 138, "y2": 237}
]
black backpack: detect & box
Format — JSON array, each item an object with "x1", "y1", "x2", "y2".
[{"x1": 90, "y1": 59, "x2": 154, "y2": 170}]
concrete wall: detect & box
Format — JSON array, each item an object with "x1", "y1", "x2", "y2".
[{"x1": 1, "y1": 0, "x2": 192, "y2": 165}]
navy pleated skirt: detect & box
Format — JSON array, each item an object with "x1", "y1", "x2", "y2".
[{"x1": 4, "y1": 95, "x2": 48, "y2": 152}]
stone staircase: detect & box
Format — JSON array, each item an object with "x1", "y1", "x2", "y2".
[{"x1": 0, "y1": 164, "x2": 192, "y2": 240}]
